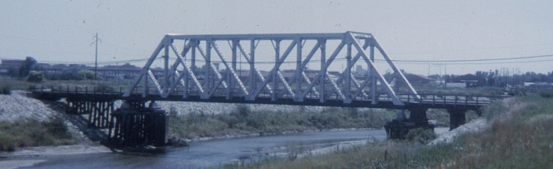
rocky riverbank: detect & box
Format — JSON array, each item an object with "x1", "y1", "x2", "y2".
[{"x1": 0, "y1": 90, "x2": 55, "y2": 122}]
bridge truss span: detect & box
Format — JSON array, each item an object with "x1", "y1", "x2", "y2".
[{"x1": 123, "y1": 31, "x2": 419, "y2": 107}]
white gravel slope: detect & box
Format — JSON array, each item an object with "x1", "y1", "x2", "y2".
[
  {"x1": 0, "y1": 91, "x2": 55, "y2": 122},
  {"x1": 430, "y1": 118, "x2": 489, "y2": 145}
]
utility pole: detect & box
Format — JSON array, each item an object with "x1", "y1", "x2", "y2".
[{"x1": 91, "y1": 33, "x2": 101, "y2": 80}]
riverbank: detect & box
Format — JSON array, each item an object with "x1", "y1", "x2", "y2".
[
  {"x1": 225, "y1": 96, "x2": 553, "y2": 168},
  {"x1": 0, "y1": 142, "x2": 111, "y2": 158},
  {"x1": 0, "y1": 142, "x2": 112, "y2": 169}
]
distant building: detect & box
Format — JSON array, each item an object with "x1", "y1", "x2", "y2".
[
  {"x1": 524, "y1": 82, "x2": 553, "y2": 89},
  {"x1": 405, "y1": 74, "x2": 435, "y2": 85},
  {"x1": 0, "y1": 59, "x2": 24, "y2": 75},
  {"x1": 451, "y1": 74, "x2": 486, "y2": 87},
  {"x1": 0, "y1": 59, "x2": 24, "y2": 68}
]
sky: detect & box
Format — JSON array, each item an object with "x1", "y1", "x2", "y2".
[{"x1": 1, "y1": 0, "x2": 552, "y2": 75}]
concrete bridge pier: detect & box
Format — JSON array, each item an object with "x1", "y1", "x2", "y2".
[
  {"x1": 447, "y1": 108, "x2": 467, "y2": 130},
  {"x1": 108, "y1": 100, "x2": 168, "y2": 147}
]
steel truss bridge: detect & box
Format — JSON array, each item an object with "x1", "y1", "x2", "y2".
[
  {"x1": 125, "y1": 31, "x2": 420, "y2": 106},
  {"x1": 32, "y1": 32, "x2": 503, "y2": 146}
]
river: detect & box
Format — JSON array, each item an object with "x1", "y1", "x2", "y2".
[{"x1": 9, "y1": 128, "x2": 448, "y2": 169}]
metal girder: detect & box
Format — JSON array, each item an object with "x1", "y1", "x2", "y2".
[{"x1": 123, "y1": 31, "x2": 419, "y2": 107}]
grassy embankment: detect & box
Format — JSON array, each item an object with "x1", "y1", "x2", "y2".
[
  {"x1": 0, "y1": 79, "x2": 112, "y2": 152},
  {"x1": 218, "y1": 92, "x2": 553, "y2": 168},
  {"x1": 0, "y1": 117, "x2": 78, "y2": 152}
]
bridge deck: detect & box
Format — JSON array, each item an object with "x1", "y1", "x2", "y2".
[{"x1": 31, "y1": 86, "x2": 503, "y2": 110}]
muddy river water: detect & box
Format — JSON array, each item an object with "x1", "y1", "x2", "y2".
[{"x1": 10, "y1": 128, "x2": 448, "y2": 169}]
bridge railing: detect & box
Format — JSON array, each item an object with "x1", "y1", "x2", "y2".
[
  {"x1": 31, "y1": 85, "x2": 508, "y2": 108},
  {"x1": 396, "y1": 93, "x2": 508, "y2": 107},
  {"x1": 30, "y1": 85, "x2": 125, "y2": 97}
]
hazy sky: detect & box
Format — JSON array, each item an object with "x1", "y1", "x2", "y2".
[{"x1": 1, "y1": 0, "x2": 552, "y2": 75}]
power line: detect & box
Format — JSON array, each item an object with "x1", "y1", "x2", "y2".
[
  {"x1": 160, "y1": 53, "x2": 553, "y2": 65},
  {"x1": 90, "y1": 33, "x2": 102, "y2": 80},
  {"x1": 9, "y1": 52, "x2": 553, "y2": 66},
  {"x1": 389, "y1": 54, "x2": 553, "y2": 63}
]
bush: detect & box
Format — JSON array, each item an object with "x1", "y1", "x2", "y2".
[
  {"x1": 0, "y1": 117, "x2": 76, "y2": 152},
  {"x1": 25, "y1": 71, "x2": 45, "y2": 83},
  {"x1": 77, "y1": 70, "x2": 102, "y2": 80},
  {"x1": 0, "y1": 84, "x2": 11, "y2": 95},
  {"x1": 483, "y1": 99, "x2": 507, "y2": 120},
  {"x1": 539, "y1": 89, "x2": 553, "y2": 98},
  {"x1": 231, "y1": 104, "x2": 251, "y2": 118},
  {"x1": 405, "y1": 128, "x2": 437, "y2": 144},
  {"x1": 94, "y1": 83, "x2": 112, "y2": 93},
  {"x1": 18, "y1": 56, "x2": 37, "y2": 78},
  {"x1": 47, "y1": 69, "x2": 102, "y2": 81}
]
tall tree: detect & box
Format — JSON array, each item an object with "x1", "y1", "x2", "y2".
[{"x1": 18, "y1": 56, "x2": 37, "y2": 78}]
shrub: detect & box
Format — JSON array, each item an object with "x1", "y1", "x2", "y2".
[
  {"x1": 94, "y1": 83, "x2": 112, "y2": 93},
  {"x1": 232, "y1": 104, "x2": 251, "y2": 118},
  {"x1": 0, "y1": 117, "x2": 76, "y2": 152},
  {"x1": 539, "y1": 89, "x2": 553, "y2": 98},
  {"x1": 405, "y1": 128, "x2": 437, "y2": 144},
  {"x1": 0, "y1": 84, "x2": 11, "y2": 95},
  {"x1": 47, "y1": 69, "x2": 81, "y2": 80},
  {"x1": 25, "y1": 71, "x2": 45, "y2": 83},
  {"x1": 483, "y1": 99, "x2": 507, "y2": 120},
  {"x1": 77, "y1": 70, "x2": 102, "y2": 80},
  {"x1": 18, "y1": 56, "x2": 37, "y2": 78}
]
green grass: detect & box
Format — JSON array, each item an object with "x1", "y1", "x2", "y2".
[
  {"x1": 169, "y1": 106, "x2": 399, "y2": 139},
  {"x1": 218, "y1": 95, "x2": 553, "y2": 169},
  {"x1": 0, "y1": 116, "x2": 78, "y2": 152}
]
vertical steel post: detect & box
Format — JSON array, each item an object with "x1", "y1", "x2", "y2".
[
  {"x1": 295, "y1": 38, "x2": 302, "y2": 101},
  {"x1": 163, "y1": 44, "x2": 169, "y2": 95},
  {"x1": 272, "y1": 40, "x2": 280, "y2": 101},
  {"x1": 250, "y1": 39, "x2": 256, "y2": 95},
  {"x1": 227, "y1": 40, "x2": 237, "y2": 99},
  {"x1": 142, "y1": 69, "x2": 148, "y2": 97},
  {"x1": 319, "y1": 39, "x2": 326, "y2": 103},
  {"x1": 206, "y1": 40, "x2": 212, "y2": 92},
  {"x1": 345, "y1": 42, "x2": 352, "y2": 103},
  {"x1": 370, "y1": 45, "x2": 377, "y2": 105},
  {"x1": 188, "y1": 41, "x2": 197, "y2": 97}
]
